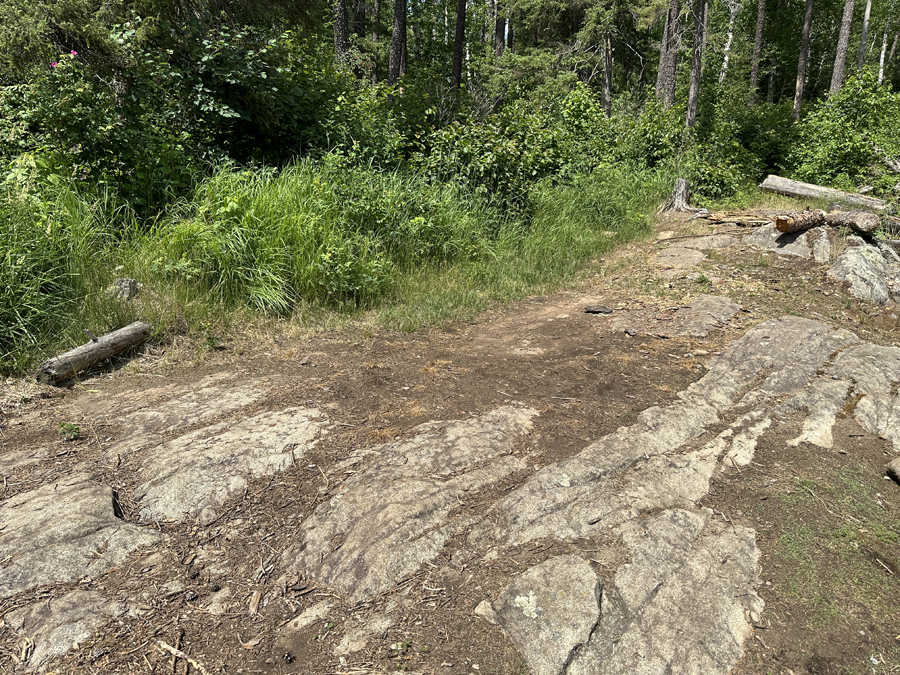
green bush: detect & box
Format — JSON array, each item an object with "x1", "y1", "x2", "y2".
[{"x1": 789, "y1": 70, "x2": 900, "y2": 194}]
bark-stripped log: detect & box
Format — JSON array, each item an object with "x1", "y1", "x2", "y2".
[
  {"x1": 774, "y1": 210, "x2": 826, "y2": 233},
  {"x1": 825, "y1": 211, "x2": 881, "y2": 233},
  {"x1": 759, "y1": 175, "x2": 888, "y2": 212},
  {"x1": 37, "y1": 321, "x2": 152, "y2": 385}
]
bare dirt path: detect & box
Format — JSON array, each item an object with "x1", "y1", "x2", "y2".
[{"x1": 1, "y1": 214, "x2": 899, "y2": 675}]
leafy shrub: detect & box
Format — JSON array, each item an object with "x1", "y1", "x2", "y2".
[{"x1": 788, "y1": 70, "x2": 900, "y2": 194}]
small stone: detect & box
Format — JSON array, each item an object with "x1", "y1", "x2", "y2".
[
  {"x1": 474, "y1": 600, "x2": 498, "y2": 625},
  {"x1": 887, "y1": 458, "x2": 900, "y2": 484},
  {"x1": 584, "y1": 305, "x2": 613, "y2": 314},
  {"x1": 105, "y1": 278, "x2": 139, "y2": 301}
]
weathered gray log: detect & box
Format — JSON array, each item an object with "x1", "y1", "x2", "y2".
[
  {"x1": 774, "y1": 209, "x2": 826, "y2": 233},
  {"x1": 37, "y1": 321, "x2": 152, "y2": 385},
  {"x1": 760, "y1": 175, "x2": 888, "y2": 212},
  {"x1": 824, "y1": 210, "x2": 881, "y2": 234}
]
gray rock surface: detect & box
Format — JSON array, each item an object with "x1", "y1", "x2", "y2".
[
  {"x1": 679, "y1": 234, "x2": 738, "y2": 250},
  {"x1": 134, "y1": 407, "x2": 326, "y2": 523},
  {"x1": 828, "y1": 245, "x2": 893, "y2": 304},
  {"x1": 335, "y1": 614, "x2": 394, "y2": 656},
  {"x1": 0, "y1": 474, "x2": 161, "y2": 598},
  {"x1": 491, "y1": 555, "x2": 601, "y2": 675},
  {"x1": 285, "y1": 406, "x2": 537, "y2": 603},
  {"x1": 655, "y1": 246, "x2": 707, "y2": 274},
  {"x1": 6, "y1": 590, "x2": 125, "y2": 671},
  {"x1": 887, "y1": 457, "x2": 900, "y2": 483},
  {"x1": 829, "y1": 343, "x2": 900, "y2": 451},
  {"x1": 665, "y1": 294, "x2": 742, "y2": 337},
  {"x1": 743, "y1": 224, "x2": 811, "y2": 257},
  {"x1": 567, "y1": 509, "x2": 762, "y2": 675},
  {"x1": 106, "y1": 379, "x2": 268, "y2": 455},
  {"x1": 812, "y1": 227, "x2": 831, "y2": 263}
]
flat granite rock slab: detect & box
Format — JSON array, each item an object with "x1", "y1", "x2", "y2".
[
  {"x1": 664, "y1": 294, "x2": 742, "y2": 337},
  {"x1": 655, "y1": 246, "x2": 707, "y2": 270},
  {"x1": 105, "y1": 378, "x2": 270, "y2": 455},
  {"x1": 6, "y1": 590, "x2": 125, "y2": 672},
  {"x1": 490, "y1": 555, "x2": 601, "y2": 675},
  {"x1": 743, "y1": 224, "x2": 811, "y2": 258},
  {"x1": 828, "y1": 244, "x2": 893, "y2": 304},
  {"x1": 678, "y1": 234, "x2": 738, "y2": 250},
  {"x1": 0, "y1": 474, "x2": 162, "y2": 599},
  {"x1": 284, "y1": 406, "x2": 537, "y2": 603},
  {"x1": 134, "y1": 406, "x2": 327, "y2": 524},
  {"x1": 567, "y1": 509, "x2": 763, "y2": 675}
]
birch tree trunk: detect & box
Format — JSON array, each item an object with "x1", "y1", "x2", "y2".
[
  {"x1": 891, "y1": 32, "x2": 899, "y2": 61},
  {"x1": 718, "y1": 0, "x2": 742, "y2": 84},
  {"x1": 451, "y1": 0, "x2": 467, "y2": 92},
  {"x1": 880, "y1": 23, "x2": 890, "y2": 81},
  {"x1": 749, "y1": 0, "x2": 766, "y2": 95},
  {"x1": 387, "y1": 0, "x2": 406, "y2": 83},
  {"x1": 858, "y1": 0, "x2": 872, "y2": 68},
  {"x1": 687, "y1": 0, "x2": 706, "y2": 127},
  {"x1": 830, "y1": 0, "x2": 855, "y2": 93},
  {"x1": 793, "y1": 0, "x2": 814, "y2": 121}
]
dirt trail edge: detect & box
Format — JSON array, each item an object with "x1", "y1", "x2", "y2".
[{"x1": 2, "y1": 216, "x2": 900, "y2": 675}]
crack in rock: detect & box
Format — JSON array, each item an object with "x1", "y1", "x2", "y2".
[
  {"x1": 0, "y1": 474, "x2": 162, "y2": 599},
  {"x1": 490, "y1": 555, "x2": 602, "y2": 675}
]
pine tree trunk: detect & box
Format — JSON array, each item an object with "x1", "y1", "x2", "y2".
[
  {"x1": 718, "y1": 0, "x2": 740, "y2": 84},
  {"x1": 793, "y1": 0, "x2": 814, "y2": 121},
  {"x1": 451, "y1": 0, "x2": 467, "y2": 92},
  {"x1": 767, "y1": 61, "x2": 777, "y2": 102},
  {"x1": 495, "y1": 14, "x2": 506, "y2": 57},
  {"x1": 858, "y1": 0, "x2": 872, "y2": 68},
  {"x1": 656, "y1": 0, "x2": 681, "y2": 108},
  {"x1": 602, "y1": 35, "x2": 613, "y2": 117},
  {"x1": 334, "y1": 0, "x2": 351, "y2": 60},
  {"x1": 507, "y1": 23, "x2": 515, "y2": 52},
  {"x1": 830, "y1": 0, "x2": 855, "y2": 93},
  {"x1": 749, "y1": 0, "x2": 766, "y2": 96},
  {"x1": 699, "y1": 0, "x2": 709, "y2": 78},
  {"x1": 387, "y1": 0, "x2": 406, "y2": 83},
  {"x1": 686, "y1": 0, "x2": 706, "y2": 127}
]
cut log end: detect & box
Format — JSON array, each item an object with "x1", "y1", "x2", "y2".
[{"x1": 36, "y1": 321, "x2": 152, "y2": 385}]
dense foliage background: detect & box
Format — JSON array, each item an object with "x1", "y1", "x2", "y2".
[{"x1": 1, "y1": 0, "x2": 899, "y2": 371}]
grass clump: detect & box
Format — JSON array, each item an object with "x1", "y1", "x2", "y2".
[
  {"x1": 0, "y1": 176, "x2": 131, "y2": 372},
  {"x1": 1, "y1": 156, "x2": 670, "y2": 374}
]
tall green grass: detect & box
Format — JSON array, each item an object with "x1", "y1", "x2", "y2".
[
  {"x1": 1, "y1": 157, "x2": 670, "y2": 375},
  {"x1": 0, "y1": 180, "x2": 130, "y2": 371}
]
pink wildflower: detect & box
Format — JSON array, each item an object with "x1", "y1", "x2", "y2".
[
  {"x1": 71, "y1": 50, "x2": 77, "y2": 56},
  {"x1": 51, "y1": 62, "x2": 58, "y2": 67}
]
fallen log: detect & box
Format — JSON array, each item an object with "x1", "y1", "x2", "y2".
[
  {"x1": 759, "y1": 175, "x2": 888, "y2": 212},
  {"x1": 824, "y1": 210, "x2": 881, "y2": 234},
  {"x1": 775, "y1": 210, "x2": 826, "y2": 233},
  {"x1": 36, "y1": 321, "x2": 152, "y2": 385}
]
